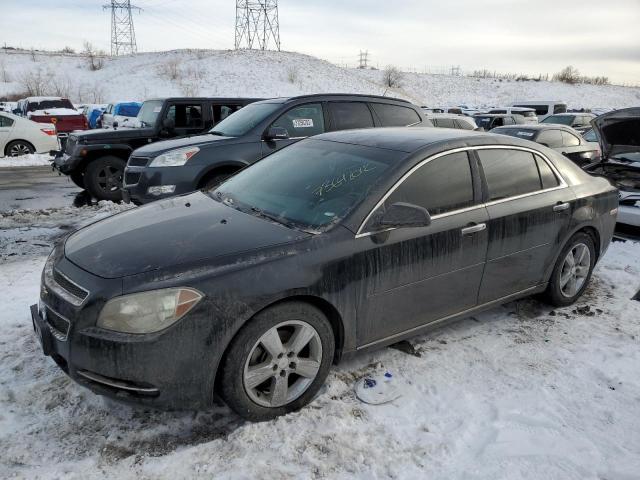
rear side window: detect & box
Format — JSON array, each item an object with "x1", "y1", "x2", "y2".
[
  {"x1": 165, "y1": 104, "x2": 204, "y2": 128},
  {"x1": 535, "y1": 155, "x2": 560, "y2": 189},
  {"x1": 478, "y1": 149, "x2": 542, "y2": 201},
  {"x1": 536, "y1": 129, "x2": 563, "y2": 148},
  {"x1": 0, "y1": 115, "x2": 14, "y2": 127},
  {"x1": 434, "y1": 118, "x2": 455, "y2": 128},
  {"x1": 329, "y1": 102, "x2": 374, "y2": 131},
  {"x1": 387, "y1": 151, "x2": 474, "y2": 215},
  {"x1": 561, "y1": 130, "x2": 581, "y2": 147},
  {"x1": 370, "y1": 103, "x2": 420, "y2": 127},
  {"x1": 554, "y1": 104, "x2": 568, "y2": 114},
  {"x1": 212, "y1": 104, "x2": 243, "y2": 124},
  {"x1": 272, "y1": 103, "x2": 325, "y2": 137}
]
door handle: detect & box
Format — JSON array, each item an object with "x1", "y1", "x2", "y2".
[
  {"x1": 461, "y1": 223, "x2": 486, "y2": 235},
  {"x1": 553, "y1": 202, "x2": 570, "y2": 212}
]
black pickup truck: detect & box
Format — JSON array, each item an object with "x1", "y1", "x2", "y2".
[{"x1": 52, "y1": 97, "x2": 260, "y2": 201}]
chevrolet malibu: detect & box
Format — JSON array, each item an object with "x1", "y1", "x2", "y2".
[{"x1": 31, "y1": 128, "x2": 617, "y2": 421}]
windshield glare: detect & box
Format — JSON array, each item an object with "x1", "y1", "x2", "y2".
[
  {"x1": 211, "y1": 139, "x2": 399, "y2": 231},
  {"x1": 137, "y1": 100, "x2": 163, "y2": 127},
  {"x1": 210, "y1": 102, "x2": 281, "y2": 137}
]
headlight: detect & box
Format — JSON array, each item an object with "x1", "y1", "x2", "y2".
[
  {"x1": 148, "y1": 147, "x2": 200, "y2": 167},
  {"x1": 97, "y1": 288, "x2": 203, "y2": 334}
]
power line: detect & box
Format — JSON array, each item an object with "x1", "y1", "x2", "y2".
[
  {"x1": 103, "y1": 1, "x2": 141, "y2": 56},
  {"x1": 235, "y1": 1, "x2": 280, "y2": 51}
]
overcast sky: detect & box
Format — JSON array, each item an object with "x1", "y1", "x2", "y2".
[{"x1": 3, "y1": 0, "x2": 639, "y2": 84}]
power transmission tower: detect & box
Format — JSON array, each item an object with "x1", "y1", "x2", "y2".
[
  {"x1": 235, "y1": 1, "x2": 281, "y2": 51},
  {"x1": 103, "y1": 1, "x2": 141, "y2": 56},
  {"x1": 358, "y1": 50, "x2": 369, "y2": 69}
]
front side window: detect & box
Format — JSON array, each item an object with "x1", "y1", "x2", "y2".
[
  {"x1": 478, "y1": 149, "x2": 542, "y2": 201},
  {"x1": 164, "y1": 104, "x2": 203, "y2": 129},
  {"x1": 271, "y1": 103, "x2": 325, "y2": 137},
  {"x1": 536, "y1": 129, "x2": 563, "y2": 148},
  {"x1": 211, "y1": 102, "x2": 281, "y2": 137},
  {"x1": 0, "y1": 115, "x2": 14, "y2": 127},
  {"x1": 370, "y1": 103, "x2": 421, "y2": 127},
  {"x1": 386, "y1": 151, "x2": 474, "y2": 216},
  {"x1": 212, "y1": 139, "x2": 400, "y2": 231},
  {"x1": 329, "y1": 102, "x2": 374, "y2": 130}
]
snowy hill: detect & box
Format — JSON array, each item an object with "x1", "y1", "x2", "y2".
[{"x1": 2, "y1": 48, "x2": 639, "y2": 109}]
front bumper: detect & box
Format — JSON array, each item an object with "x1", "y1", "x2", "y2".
[
  {"x1": 122, "y1": 164, "x2": 204, "y2": 204},
  {"x1": 52, "y1": 152, "x2": 82, "y2": 174},
  {"x1": 31, "y1": 256, "x2": 220, "y2": 409}
]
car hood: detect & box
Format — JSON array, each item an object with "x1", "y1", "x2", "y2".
[
  {"x1": 73, "y1": 127, "x2": 154, "y2": 143},
  {"x1": 592, "y1": 107, "x2": 640, "y2": 160},
  {"x1": 64, "y1": 192, "x2": 309, "y2": 279},
  {"x1": 133, "y1": 133, "x2": 242, "y2": 156}
]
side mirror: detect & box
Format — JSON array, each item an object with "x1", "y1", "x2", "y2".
[
  {"x1": 377, "y1": 202, "x2": 431, "y2": 229},
  {"x1": 112, "y1": 120, "x2": 119, "y2": 129},
  {"x1": 264, "y1": 126, "x2": 289, "y2": 140}
]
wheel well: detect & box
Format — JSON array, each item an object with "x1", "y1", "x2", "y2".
[
  {"x1": 212, "y1": 295, "x2": 346, "y2": 393},
  {"x1": 5, "y1": 139, "x2": 35, "y2": 155},
  {"x1": 577, "y1": 226, "x2": 601, "y2": 261},
  {"x1": 197, "y1": 165, "x2": 243, "y2": 189},
  {"x1": 78, "y1": 150, "x2": 129, "y2": 174}
]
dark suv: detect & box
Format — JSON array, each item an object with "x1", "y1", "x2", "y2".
[
  {"x1": 122, "y1": 94, "x2": 429, "y2": 204},
  {"x1": 53, "y1": 97, "x2": 260, "y2": 201}
]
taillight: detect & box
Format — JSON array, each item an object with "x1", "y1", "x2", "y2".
[{"x1": 41, "y1": 128, "x2": 57, "y2": 136}]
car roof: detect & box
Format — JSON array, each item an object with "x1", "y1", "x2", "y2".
[
  {"x1": 473, "y1": 113, "x2": 515, "y2": 117},
  {"x1": 493, "y1": 124, "x2": 576, "y2": 132},
  {"x1": 312, "y1": 127, "x2": 535, "y2": 153},
  {"x1": 255, "y1": 93, "x2": 412, "y2": 105},
  {"x1": 146, "y1": 97, "x2": 263, "y2": 102}
]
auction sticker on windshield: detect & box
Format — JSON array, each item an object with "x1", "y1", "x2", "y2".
[{"x1": 293, "y1": 119, "x2": 314, "y2": 128}]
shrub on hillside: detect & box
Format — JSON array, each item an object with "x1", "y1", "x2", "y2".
[
  {"x1": 83, "y1": 41, "x2": 105, "y2": 71},
  {"x1": 383, "y1": 65, "x2": 403, "y2": 88}
]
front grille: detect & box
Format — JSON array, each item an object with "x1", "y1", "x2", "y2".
[
  {"x1": 124, "y1": 172, "x2": 142, "y2": 185},
  {"x1": 46, "y1": 308, "x2": 70, "y2": 340},
  {"x1": 65, "y1": 136, "x2": 77, "y2": 154},
  {"x1": 53, "y1": 269, "x2": 89, "y2": 302},
  {"x1": 128, "y1": 156, "x2": 149, "y2": 167}
]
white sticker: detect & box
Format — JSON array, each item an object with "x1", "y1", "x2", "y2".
[
  {"x1": 516, "y1": 131, "x2": 534, "y2": 137},
  {"x1": 292, "y1": 118, "x2": 314, "y2": 128},
  {"x1": 153, "y1": 106, "x2": 162, "y2": 113}
]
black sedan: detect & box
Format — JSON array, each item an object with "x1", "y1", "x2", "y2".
[
  {"x1": 31, "y1": 128, "x2": 617, "y2": 421},
  {"x1": 492, "y1": 124, "x2": 601, "y2": 167}
]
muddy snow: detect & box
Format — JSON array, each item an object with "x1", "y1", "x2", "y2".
[{"x1": 1, "y1": 205, "x2": 640, "y2": 479}]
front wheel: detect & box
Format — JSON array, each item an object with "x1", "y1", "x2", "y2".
[
  {"x1": 6, "y1": 140, "x2": 35, "y2": 157},
  {"x1": 69, "y1": 171, "x2": 85, "y2": 189},
  {"x1": 544, "y1": 232, "x2": 595, "y2": 307},
  {"x1": 219, "y1": 302, "x2": 335, "y2": 421},
  {"x1": 84, "y1": 156, "x2": 125, "y2": 202}
]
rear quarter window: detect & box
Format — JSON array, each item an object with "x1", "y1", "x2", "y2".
[{"x1": 370, "y1": 103, "x2": 421, "y2": 127}]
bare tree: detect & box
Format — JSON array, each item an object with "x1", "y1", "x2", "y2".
[
  {"x1": 382, "y1": 65, "x2": 403, "y2": 88},
  {"x1": 156, "y1": 58, "x2": 181, "y2": 80},
  {"x1": 553, "y1": 65, "x2": 580, "y2": 84},
  {"x1": 83, "y1": 41, "x2": 105, "y2": 71},
  {"x1": 19, "y1": 69, "x2": 48, "y2": 96}
]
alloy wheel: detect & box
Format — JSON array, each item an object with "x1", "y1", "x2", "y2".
[
  {"x1": 9, "y1": 143, "x2": 32, "y2": 157},
  {"x1": 97, "y1": 166, "x2": 123, "y2": 193},
  {"x1": 243, "y1": 320, "x2": 323, "y2": 408},
  {"x1": 559, "y1": 242, "x2": 591, "y2": 298}
]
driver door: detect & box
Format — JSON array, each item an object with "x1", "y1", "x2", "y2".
[{"x1": 356, "y1": 151, "x2": 488, "y2": 346}]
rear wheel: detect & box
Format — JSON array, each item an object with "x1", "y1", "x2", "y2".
[
  {"x1": 219, "y1": 302, "x2": 334, "y2": 421},
  {"x1": 84, "y1": 156, "x2": 125, "y2": 202},
  {"x1": 544, "y1": 232, "x2": 595, "y2": 307},
  {"x1": 6, "y1": 140, "x2": 34, "y2": 157}
]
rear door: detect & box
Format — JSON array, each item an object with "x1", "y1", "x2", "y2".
[
  {"x1": 261, "y1": 102, "x2": 326, "y2": 156},
  {"x1": 475, "y1": 147, "x2": 574, "y2": 303},
  {"x1": 357, "y1": 150, "x2": 488, "y2": 346}
]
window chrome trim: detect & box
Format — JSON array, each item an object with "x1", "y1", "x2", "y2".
[{"x1": 355, "y1": 145, "x2": 569, "y2": 238}]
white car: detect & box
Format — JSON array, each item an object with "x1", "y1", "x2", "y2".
[
  {"x1": 510, "y1": 101, "x2": 568, "y2": 121},
  {"x1": 0, "y1": 111, "x2": 59, "y2": 157},
  {"x1": 487, "y1": 107, "x2": 538, "y2": 124}
]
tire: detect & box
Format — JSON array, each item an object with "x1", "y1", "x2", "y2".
[
  {"x1": 69, "y1": 171, "x2": 85, "y2": 189},
  {"x1": 201, "y1": 172, "x2": 234, "y2": 191},
  {"x1": 543, "y1": 232, "x2": 596, "y2": 307},
  {"x1": 5, "y1": 140, "x2": 35, "y2": 157},
  {"x1": 84, "y1": 156, "x2": 125, "y2": 202},
  {"x1": 219, "y1": 302, "x2": 335, "y2": 421}
]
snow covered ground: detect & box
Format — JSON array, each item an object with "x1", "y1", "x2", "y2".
[
  {"x1": 2, "y1": 49, "x2": 639, "y2": 109},
  {"x1": 0, "y1": 153, "x2": 52, "y2": 167},
  {"x1": 1, "y1": 201, "x2": 639, "y2": 479}
]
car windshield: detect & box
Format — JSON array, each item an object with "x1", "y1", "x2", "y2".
[
  {"x1": 28, "y1": 99, "x2": 74, "y2": 112},
  {"x1": 209, "y1": 102, "x2": 281, "y2": 137},
  {"x1": 137, "y1": 100, "x2": 163, "y2": 127},
  {"x1": 211, "y1": 139, "x2": 399, "y2": 231},
  {"x1": 542, "y1": 115, "x2": 573, "y2": 125}
]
